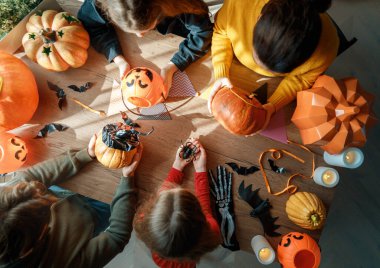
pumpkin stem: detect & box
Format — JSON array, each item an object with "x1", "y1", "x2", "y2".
[
  {"x1": 39, "y1": 28, "x2": 57, "y2": 44},
  {"x1": 310, "y1": 213, "x2": 320, "y2": 224}
]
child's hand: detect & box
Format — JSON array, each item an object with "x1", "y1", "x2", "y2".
[
  {"x1": 122, "y1": 144, "x2": 143, "y2": 177},
  {"x1": 193, "y1": 140, "x2": 207, "y2": 172},
  {"x1": 114, "y1": 55, "x2": 131, "y2": 80},
  {"x1": 161, "y1": 62, "x2": 178, "y2": 92},
  {"x1": 87, "y1": 134, "x2": 97, "y2": 158},
  {"x1": 208, "y1": 77, "x2": 233, "y2": 114},
  {"x1": 173, "y1": 137, "x2": 196, "y2": 172}
]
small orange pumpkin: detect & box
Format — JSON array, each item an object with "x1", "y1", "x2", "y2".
[
  {"x1": 22, "y1": 10, "x2": 90, "y2": 72},
  {"x1": 286, "y1": 192, "x2": 326, "y2": 230},
  {"x1": 277, "y1": 232, "x2": 321, "y2": 268},
  {"x1": 0, "y1": 133, "x2": 28, "y2": 174},
  {"x1": 0, "y1": 51, "x2": 39, "y2": 132},
  {"x1": 121, "y1": 67, "x2": 168, "y2": 108},
  {"x1": 211, "y1": 86, "x2": 267, "y2": 135},
  {"x1": 95, "y1": 123, "x2": 139, "y2": 169}
]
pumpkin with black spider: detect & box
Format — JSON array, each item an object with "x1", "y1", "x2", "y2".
[{"x1": 94, "y1": 113, "x2": 153, "y2": 169}]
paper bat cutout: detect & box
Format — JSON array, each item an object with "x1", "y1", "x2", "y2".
[
  {"x1": 35, "y1": 123, "x2": 69, "y2": 138},
  {"x1": 47, "y1": 81, "x2": 67, "y2": 110},
  {"x1": 268, "y1": 159, "x2": 286, "y2": 174},
  {"x1": 68, "y1": 82, "x2": 93, "y2": 93},
  {"x1": 226, "y1": 162, "x2": 260, "y2": 175},
  {"x1": 238, "y1": 180, "x2": 281, "y2": 237},
  {"x1": 120, "y1": 111, "x2": 140, "y2": 128}
]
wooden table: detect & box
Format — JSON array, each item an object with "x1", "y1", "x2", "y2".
[{"x1": 4, "y1": 0, "x2": 336, "y2": 252}]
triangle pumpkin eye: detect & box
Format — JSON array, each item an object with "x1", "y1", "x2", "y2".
[
  {"x1": 127, "y1": 79, "x2": 135, "y2": 87},
  {"x1": 138, "y1": 80, "x2": 148, "y2": 88}
]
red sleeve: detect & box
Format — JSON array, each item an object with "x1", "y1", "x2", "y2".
[
  {"x1": 159, "y1": 167, "x2": 184, "y2": 192},
  {"x1": 194, "y1": 172, "x2": 220, "y2": 235}
]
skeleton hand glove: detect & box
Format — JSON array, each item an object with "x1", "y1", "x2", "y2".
[{"x1": 209, "y1": 165, "x2": 240, "y2": 251}]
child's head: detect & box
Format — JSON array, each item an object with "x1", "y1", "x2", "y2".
[
  {"x1": 0, "y1": 181, "x2": 56, "y2": 262},
  {"x1": 134, "y1": 188, "x2": 220, "y2": 260},
  {"x1": 97, "y1": 0, "x2": 208, "y2": 37},
  {"x1": 253, "y1": 0, "x2": 332, "y2": 73}
]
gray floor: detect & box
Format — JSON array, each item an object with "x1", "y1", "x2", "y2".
[
  {"x1": 319, "y1": 0, "x2": 380, "y2": 267},
  {"x1": 107, "y1": 1, "x2": 380, "y2": 267}
]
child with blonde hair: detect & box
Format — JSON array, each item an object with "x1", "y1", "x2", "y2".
[{"x1": 134, "y1": 138, "x2": 221, "y2": 268}]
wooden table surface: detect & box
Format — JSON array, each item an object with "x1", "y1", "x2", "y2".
[{"x1": 3, "y1": 0, "x2": 336, "y2": 252}]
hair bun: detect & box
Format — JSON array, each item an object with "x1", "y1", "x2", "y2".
[{"x1": 308, "y1": 0, "x2": 332, "y2": 13}]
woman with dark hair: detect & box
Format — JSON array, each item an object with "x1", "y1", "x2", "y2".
[
  {"x1": 0, "y1": 135, "x2": 142, "y2": 267},
  {"x1": 208, "y1": 0, "x2": 339, "y2": 125},
  {"x1": 78, "y1": 0, "x2": 213, "y2": 90}
]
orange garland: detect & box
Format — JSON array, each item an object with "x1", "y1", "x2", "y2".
[{"x1": 259, "y1": 141, "x2": 315, "y2": 196}]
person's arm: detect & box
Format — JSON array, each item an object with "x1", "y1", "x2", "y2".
[
  {"x1": 159, "y1": 168, "x2": 185, "y2": 192},
  {"x1": 211, "y1": 0, "x2": 233, "y2": 79},
  {"x1": 195, "y1": 172, "x2": 220, "y2": 234},
  {"x1": 72, "y1": 175, "x2": 138, "y2": 267},
  {"x1": 170, "y1": 13, "x2": 213, "y2": 71},
  {"x1": 77, "y1": 0, "x2": 123, "y2": 62},
  {"x1": 7, "y1": 149, "x2": 93, "y2": 187}
]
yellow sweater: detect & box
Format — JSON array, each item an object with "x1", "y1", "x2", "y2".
[{"x1": 211, "y1": 0, "x2": 339, "y2": 110}]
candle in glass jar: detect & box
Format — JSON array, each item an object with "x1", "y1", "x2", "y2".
[
  {"x1": 251, "y1": 235, "x2": 275, "y2": 265},
  {"x1": 323, "y1": 147, "x2": 364, "y2": 169},
  {"x1": 313, "y1": 166, "x2": 340, "y2": 188}
]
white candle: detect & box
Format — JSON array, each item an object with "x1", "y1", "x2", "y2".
[
  {"x1": 323, "y1": 147, "x2": 364, "y2": 169},
  {"x1": 251, "y1": 235, "x2": 275, "y2": 265},
  {"x1": 313, "y1": 166, "x2": 340, "y2": 188}
]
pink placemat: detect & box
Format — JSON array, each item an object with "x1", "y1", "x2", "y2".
[
  {"x1": 260, "y1": 108, "x2": 288, "y2": 144},
  {"x1": 168, "y1": 71, "x2": 197, "y2": 97}
]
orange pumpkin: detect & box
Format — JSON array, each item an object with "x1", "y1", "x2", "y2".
[
  {"x1": 0, "y1": 133, "x2": 28, "y2": 174},
  {"x1": 22, "y1": 10, "x2": 90, "y2": 72},
  {"x1": 0, "y1": 51, "x2": 39, "y2": 132},
  {"x1": 211, "y1": 86, "x2": 267, "y2": 135},
  {"x1": 95, "y1": 123, "x2": 139, "y2": 169},
  {"x1": 121, "y1": 67, "x2": 168, "y2": 108},
  {"x1": 277, "y1": 232, "x2": 321, "y2": 268}
]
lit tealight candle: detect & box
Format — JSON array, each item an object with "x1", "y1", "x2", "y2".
[
  {"x1": 251, "y1": 235, "x2": 275, "y2": 265},
  {"x1": 324, "y1": 147, "x2": 364, "y2": 169},
  {"x1": 313, "y1": 166, "x2": 340, "y2": 188}
]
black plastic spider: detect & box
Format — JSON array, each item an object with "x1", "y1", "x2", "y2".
[{"x1": 179, "y1": 141, "x2": 200, "y2": 162}]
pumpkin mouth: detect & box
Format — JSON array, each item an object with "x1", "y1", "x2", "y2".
[
  {"x1": 128, "y1": 97, "x2": 151, "y2": 108},
  {"x1": 294, "y1": 250, "x2": 315, "y2": 268}
]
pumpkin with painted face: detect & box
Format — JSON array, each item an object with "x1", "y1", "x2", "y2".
[
  {"x1": 0, "y1": 51, "x2": 39, "y2": 132},
  {"x1": 121, "y1": 67, "x2": 168, "y2": 108},
  {"x1": 277, "y1": 232, "x2": 321, "y2": 268},
  {"x1": 0, "y1": 133, "x2": 28, "y2": 174}
]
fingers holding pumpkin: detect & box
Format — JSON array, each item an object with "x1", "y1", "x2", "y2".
[
  {"x1": 208, "y1": 77, "x2": 233, "y2": 114},
  {"x1": 87, "y1": 134, "x2": 97, "y2": 158},
  {"x1": 122, "y1": 144, "x2": 143, "y2": 177}
]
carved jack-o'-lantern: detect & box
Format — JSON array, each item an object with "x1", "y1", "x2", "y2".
[
  {"x1": 211, "y1": 86, "x2": 267, "y2": 135},
  {"x1": 121, "y1": 67, "x2": 168, "y2": 108},
  {"x1": 277, "y1": 232, "x2": 321, "y2": 268},
  {"x1": 0, "y1": 133, "x2": 28, "y2": 174}
]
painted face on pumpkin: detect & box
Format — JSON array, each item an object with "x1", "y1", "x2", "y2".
[
  {"x1": 278, "y1": 233, "x2": 304, "y2": 248},
  {"x1": 121, "y1": 67, "x2": 167, "y2": 108},
  {"x1": 0, "y1": 134, "x2": 28, "y2": 174}
]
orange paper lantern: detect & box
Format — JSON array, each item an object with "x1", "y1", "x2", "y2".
[
  {"x1": 291, "y1": 75, "x2": 377, "y2": 154},
  {"x1": 0, "y1": 51, "x2": 39, "y2": 132},
  {"x1": 0, "y1": 133, "x2": 28, "y2": 174},
  {"x1": 277, "y1": 232, "x2": 321, "y2": 268},
  {"x1": 211, "y1": 86, "x2": 267, "y2": 135},
  {"x1": 121, "y1": 67, "x2": 168, "y2": 108}
]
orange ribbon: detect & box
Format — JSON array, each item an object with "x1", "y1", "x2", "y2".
[{"x1": 259, "y1": 141, "x2": 315, "y2": 196}]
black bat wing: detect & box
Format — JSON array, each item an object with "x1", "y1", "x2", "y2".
[
  {"x1": 227, "y1": 162, "x2": 259, "y2": 175},
  {"x1": 258, "y1": 212, "x2": 281, "y2": 237},
  {"x1": 238, "y1": 180, "x2": 261, "y2": 208}
]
